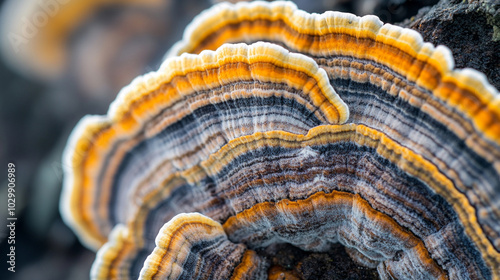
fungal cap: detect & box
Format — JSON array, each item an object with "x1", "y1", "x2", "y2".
[
  {"x1": 60, "y1": 42, "x2": 348, "y2": 250},
  {"x1": 0, "y1": 0, "x2": 167, "y2": 80}
]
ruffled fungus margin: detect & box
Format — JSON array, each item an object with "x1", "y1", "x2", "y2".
[{"x1": 61, "y1": 1, "x2": 500, "y2": 279}]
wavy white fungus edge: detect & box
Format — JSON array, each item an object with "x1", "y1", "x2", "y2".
[
  {"x1": 165, "y1": 1, "x2": 499, "y2": 121},
  {"x1": 60, "y1": 41, "x2": 347, "y2": 250}
]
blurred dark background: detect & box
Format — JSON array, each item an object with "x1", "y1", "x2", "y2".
[{"x1": 3, "y1": 0, "x2": 499, "y2": 279}]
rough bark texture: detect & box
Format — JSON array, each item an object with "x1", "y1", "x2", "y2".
[
  {"x1": 262, "y1": 243, "x2": 379, "y2": 280},
  {"x1": 399, "y1": 0, "x2": 500, "y2": 90}
]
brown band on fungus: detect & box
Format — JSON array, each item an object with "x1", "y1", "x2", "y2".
[
  {"x1": 61, "y1": 42, "x2": 347, "y2": 249},
  {"x1": 223, "y1": 191, "x2": 447, "y2": 280},
  {"x1": 90, "y1": 124, "x2": 497, "y2": 279},
  {"x1": 61, "y1": 2, "x2": 500, "y2": 279},
  {"x1": 165, "y1": 1, "x2": 500, "y2": 255},
  {"x1": 137, "y1": 213, "x2": 268, "y2": 280}
]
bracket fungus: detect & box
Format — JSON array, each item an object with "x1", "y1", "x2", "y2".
[
  {"x1": 0, "y1": 0, "x2": 169, "y2": 80},
  {"x1": 61, "y1": 1, "x2": 500, "y2": 279}
]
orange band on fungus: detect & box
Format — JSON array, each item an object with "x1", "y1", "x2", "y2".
[
  {"x1": 61, "y1": 42, "x2": 347, "y2": 249},
  {"x1": 60, "y1": 2, "x2": 500, "y2": 279},
  {"x1": 138, "y1": 213, "x2": 266, "y2": 280},
  {"x1": 223, "y1": 191, "x2": 446, "y2": 279},
  {"x1": 169, "y1": 1, "x2": 500, "y2": 145},
  {"x1": 92, "y1": 124, "x2": 499, "y2": 279}
]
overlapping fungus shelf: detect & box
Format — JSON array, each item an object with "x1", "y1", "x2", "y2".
[
  {"x1": 61, "y1": 1, "x2": 500, "y2": 279},
  {"x1": 0, "y1": 0, "x2": 167, "y2": 80}
]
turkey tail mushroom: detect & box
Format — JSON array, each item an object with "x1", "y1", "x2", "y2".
[{"x1": 61, "y1": 1, "x2": 500, "y2": 279}]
